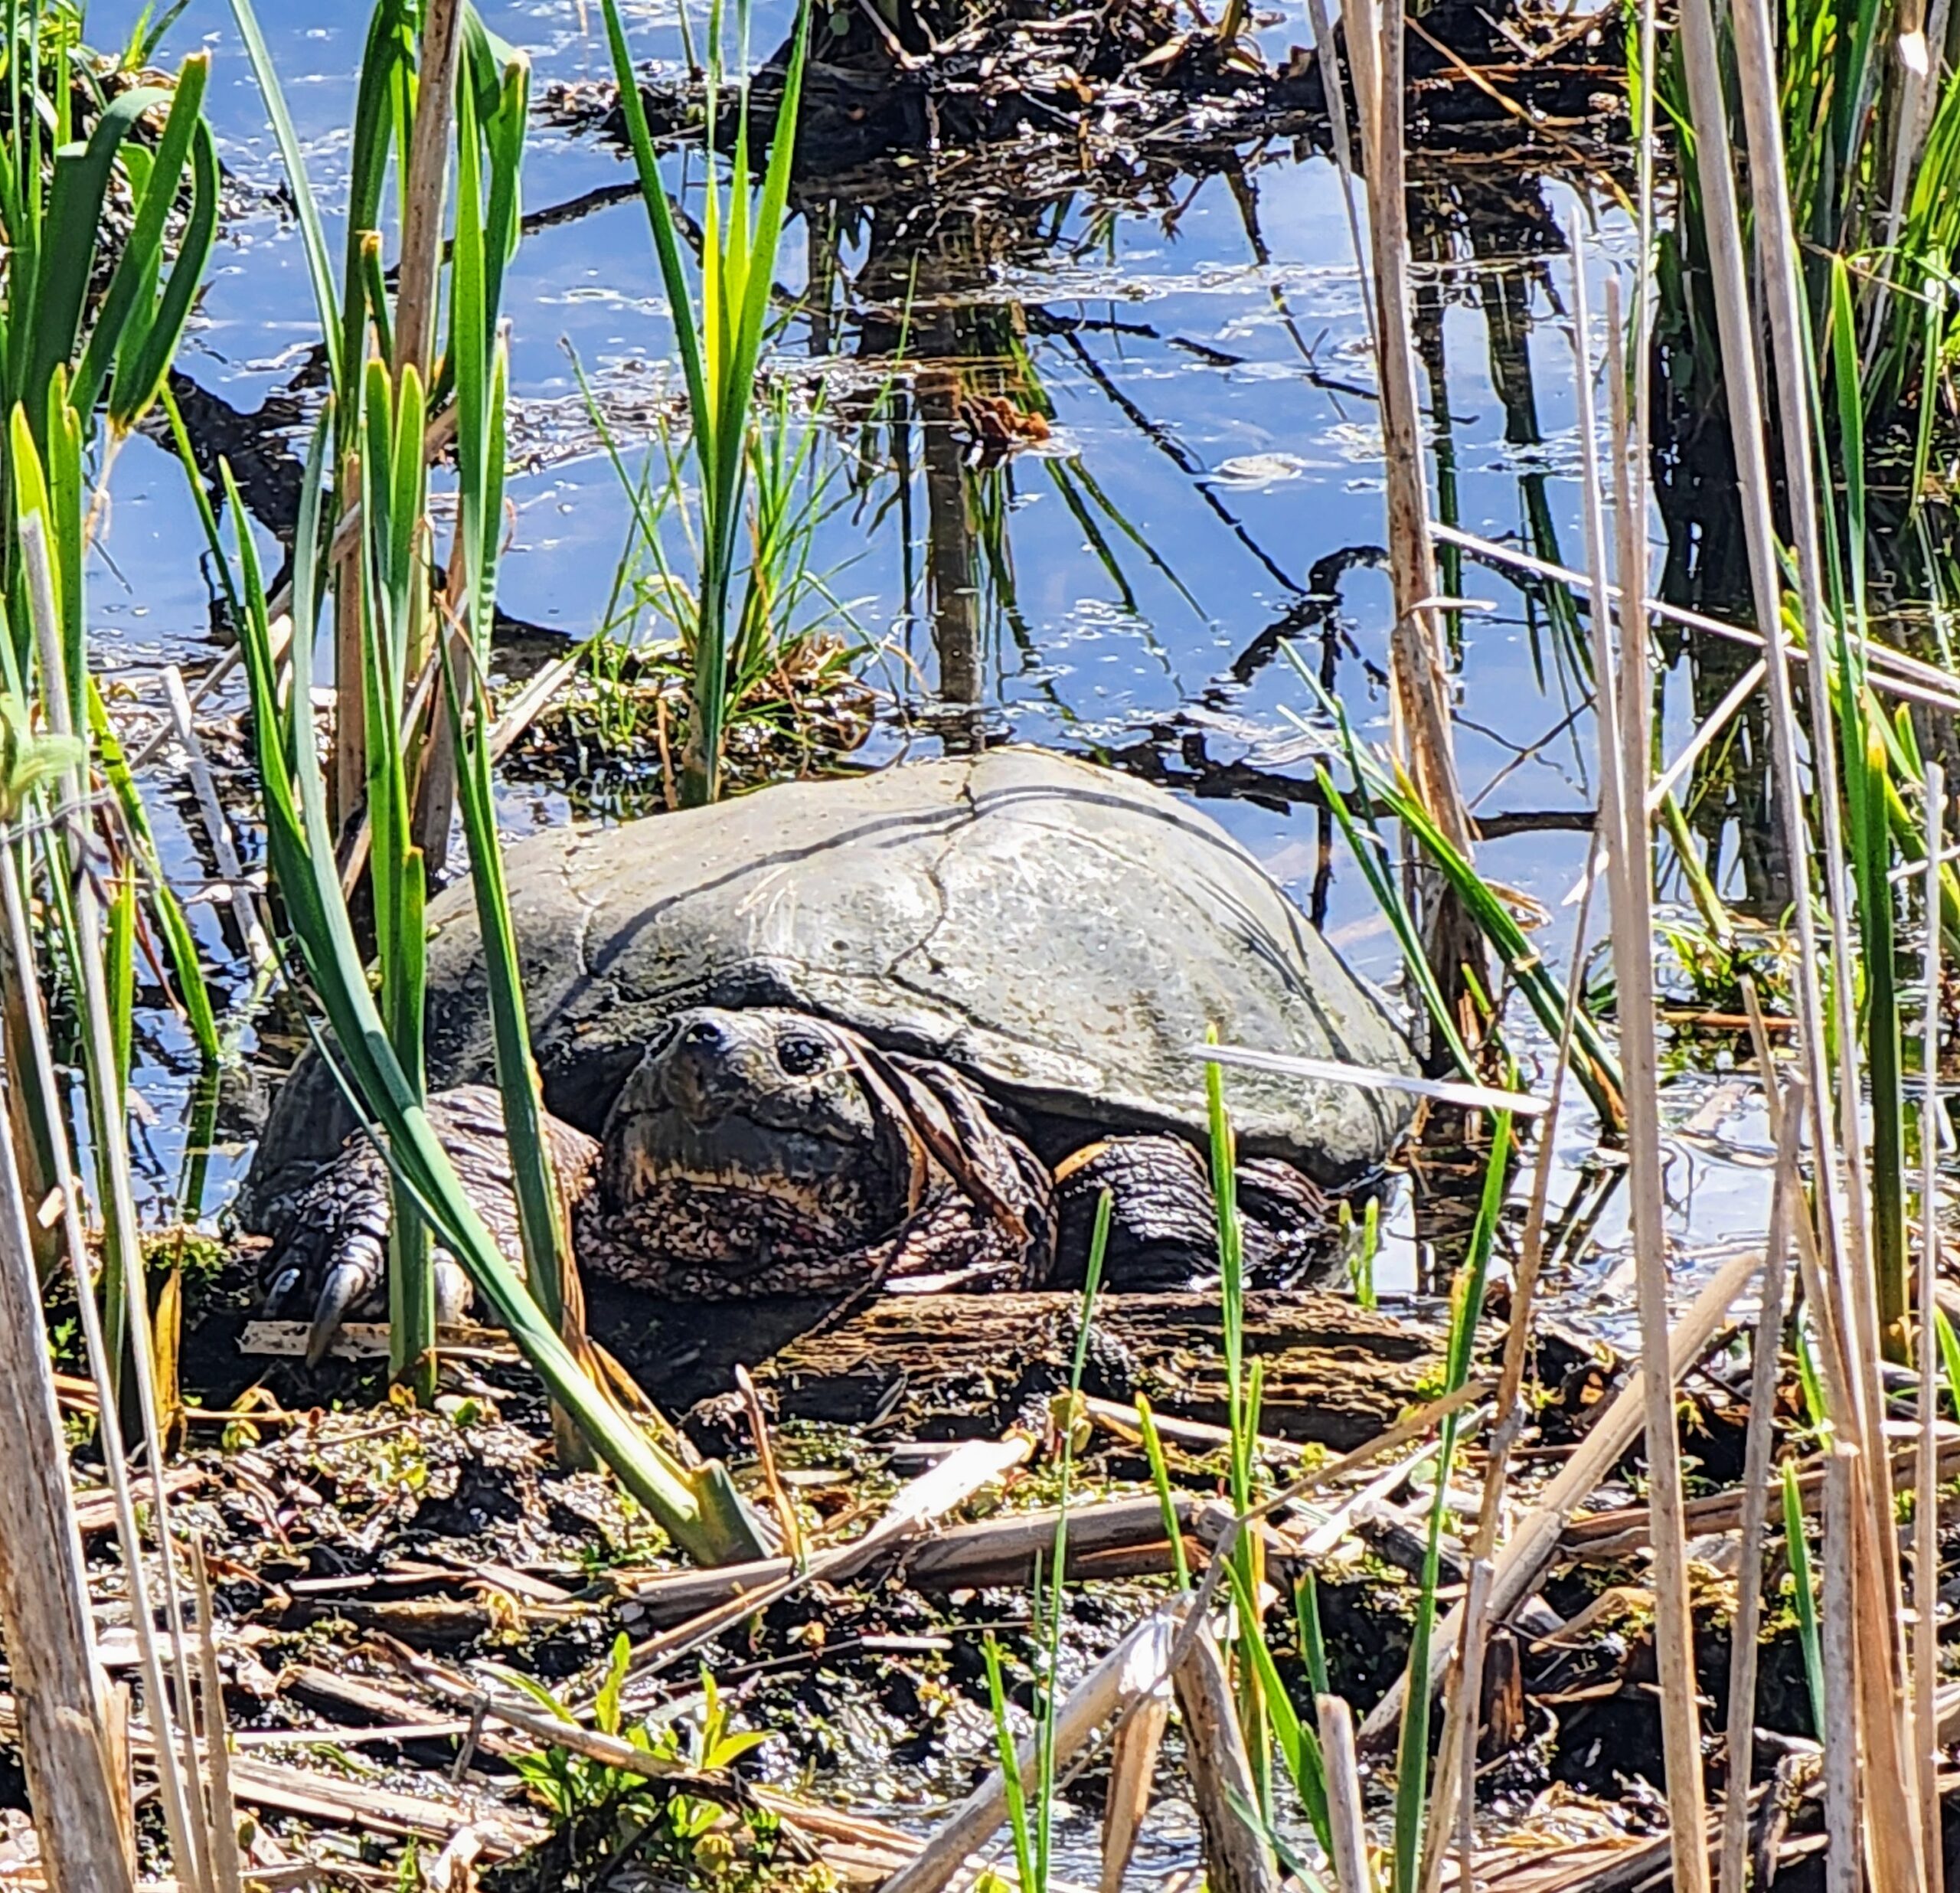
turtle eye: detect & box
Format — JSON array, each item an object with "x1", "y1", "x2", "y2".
[{"x1": 776, "y1": 1032, "x2": 831, "y2": 1077}]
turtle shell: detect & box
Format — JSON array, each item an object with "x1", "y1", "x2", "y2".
[{"x1": 248, "y1": 749, "x2": 1416, "y2": 1202}]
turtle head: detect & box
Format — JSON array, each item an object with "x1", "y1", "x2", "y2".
[
  {"x1": 635, "y1": 1008, "x2": 869, "y2": 1139},
  {"x1": 599, "y1": 1006, "x2": 919, "y2": 1277}
]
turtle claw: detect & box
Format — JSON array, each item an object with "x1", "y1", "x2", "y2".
[
  {"x1": 305, "y1": 1239, "x2": 384, "y2": 1368},
  {"x1": 433, "y1": 1254, "x2": 472, "y2": 1329},
  {"x1": 261, "y1": 1263, "x2": 306, "y2": 1322}
]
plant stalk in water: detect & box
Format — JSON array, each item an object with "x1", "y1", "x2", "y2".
[{"x1": 600, "y1": 0, "x2": 812, "y2": 805}]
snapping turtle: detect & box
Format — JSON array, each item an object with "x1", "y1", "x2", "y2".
[{"x1": 247, "y1": 749, "x2": 1415, "y2": 1356}]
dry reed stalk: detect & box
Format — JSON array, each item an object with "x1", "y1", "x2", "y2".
[
  {"x1": 1567, "y1": 240, "x2": 1707, "y2": 1893},
  {"x1": 1645, "y1": 659, "x2": 1768, "y2": 813},
  {"x1": 0, "y1": 845, "x2": 194, "y2": 1887},
  {"x1": 1780, "y1": 1133, "x2": 1926, "y2": 1893},
  {"x1": 1896, "y1": 0, "x2": 1954, "y2": 236},
  {"x1": 733, "y1": 1363, "x2": 803, "y2": 1563},
  {"x1": 1360, "y1": 1237, "x2": 1772, "y2": 1738},
  {"x1": 1337, "y1": 0, "x2": 1484, "y2": 1038},
  {"x1": 1726, "y1": 0, "x2": 1887, "y2": 1395},
  {"x1": 1100, "y1": 1662, "x2": 1171, "y2": 1893},
  {"x1": 1419, "y1": 850, "x2": 1596, "y2": 1893},
  {"x1": 1740, "y1": 976, "x2": 1782, "y2": 1131},
  {"x1": 1319, "y1": 1692, "x2": 1374, "y2": 1893},
  {"x1": 489, "y1": 650, "x2": 583, "y2": 760},
  {"x1": 1717, "y1": 1084, "x2": 1805, "y2": 1893},
  {"x1": 191, "y1": 1542, "x2": 243, "y2": 1893},
  {"x1": 1450, "y1": 1556, "x2": 1494, "y2": 1893},
  {"x1": 21, "y1": 515, "x2": 214, "y2": 1889},
  {"x1": 1674, "y1": 0, "x2": 1927, "y2": 1872},
  {"x1": 1822, "y1": 1446, "x2": 1860, "y2": 1893},
  {"x1": 393, "y1": 0, "x2": 465, "y2": 384},
  {"x1": 1428, "y1": 521, "x2": 1960, "y2": 715},
  {"x1": 1172, "y1": 1630, "x2": 1282, "y2": 1893},
  {"x1": 0, "y1": 973, "x2": 136, "y2": 1893},
  {"x1": 626, "y1": 1434, "x2": 1034, "y2": 1679},
  {"x1": 163, "y1": 665, "x2": 273, "y2": 972},
  {"x1": 1916, "y1": 762, "x2": 1946, "y2": 1893}
]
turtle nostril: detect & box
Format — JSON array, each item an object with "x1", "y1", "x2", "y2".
[{"x1": 683, "y1": 1018, "x2": 725, "y2": 1050}]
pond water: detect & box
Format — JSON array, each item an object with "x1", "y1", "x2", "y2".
[{"x1": 81, "y1": 2, "x2": 1770, "y2": 1336}]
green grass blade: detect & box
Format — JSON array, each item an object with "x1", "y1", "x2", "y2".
[
  {"x1": 214, "y1": 448, "x2": 759, "y2": 1559},
  {"x1": 26, "y1": 84, "x2": 175, "y2": 424},
  {"x1": 74, "y1": 53, "x2": 207, "y2": 420},
  {"x1": 1227, "y1": 1559, "x2": 1333, "y2": 1851},
  {"x1": 86, "y1": 679, "x2": 220, "y2": 1067},
  {"x1": 599, "y1": 0, "x2": 709, "y2": 448},
  {"x1": 1296, "y1": 1573, "x2": 1331, "y2": 1698},
  {"x1": 1782, "y1": 1460, "x2": 1826, "y2": 1737},
  {"x1": 1391, "y1": 1110, "x2": 1511, "y2": 1893},
  {"x1": 1132, "y1": 1393, "x2": 1191, "y2": 1591},
  {"x1": 226, "y1": 0, "x2": 344, "y2": 387},
  {"x1": 982, "y1": 1635, "x2": 1040, "y2": 1893},
  {"x1": 110, "y1": 119, "x2": 219, "y2": 431}
]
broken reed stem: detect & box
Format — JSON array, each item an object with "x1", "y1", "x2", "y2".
[
  {"x1": 1568, "y1": 240, "x2": 1708, "y2": 1893},
  {"x1": 20, "y1": 515, "x2": 213, "y2": 1891},
  {"x1": 1916, "y1": 760, "x2": 1945, "y2": 1893},
  {"x1": 1319, "y1": 1692, "x2": 1374, "y2": 1893},
  {"x1": 1718, "y1": 1083, "x2": 1805, "y2": 1893},
  {"x1": 1100, "y1": 1660, "x2": 1171, "y2": 1893},
  {"x1": 1418, "y1": 845, "x2": 1596, "y2": 1893},
  {"x1": 1822, "y1": 1447, "x2": 1860, "y2": 1893},
  {"x1": 1172, "y1": 1630, "x2": 1282, "y2": 1893},
  {"x1": 0, "y1": 884, "x2": 136, "y2": 1893}
]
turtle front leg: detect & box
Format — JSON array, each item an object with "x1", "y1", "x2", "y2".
[
  {"x1": 256, "y1": 1084, "x2": 598, "y2": 1364},
  {"x1": 258, "y1": 1131, "x2": 417, "y2": 1367},
  {"x1": 1051, "y1": 1136, "x2": 1340, "y2": 1290}
]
